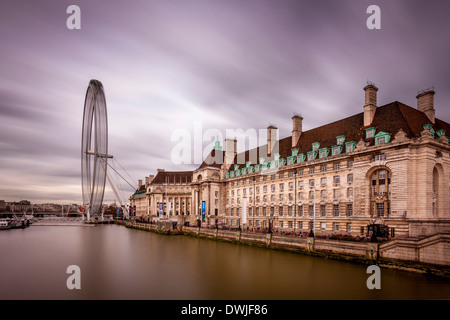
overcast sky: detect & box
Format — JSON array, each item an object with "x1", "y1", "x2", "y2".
[{"x1": 1, "y1": 0, "x2": 449, "y2": 204}]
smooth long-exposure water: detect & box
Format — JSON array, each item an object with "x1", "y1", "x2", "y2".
[{"x1": 1, "y1": 224, "x2": 449, "y2": 300}]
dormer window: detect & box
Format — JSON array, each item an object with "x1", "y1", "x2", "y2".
[
  {"x1": 259, "y1": 157, "x2": 265, "y2": 164},
  {"x1": 246, "y1": 161, "x2": 252, "y2": 168},
  {"x1": 287, "y1": 156, "x2": 296, "y2": 165},
  {"x1": 436, "y1": 129, "x2": 445, "y2": 138},
  {"x1": 366, "y1": 127, "x2": 376, "y2": 138},
  {"x1": 297, "y1": 153, "x2": 306, "y2": 163},
  {"x1": 312, "y1": 142, "x2": 320, "y2": 151},
  {"x1": 345, "y1": 141, "x2": 357, "y2": 153},
  {"x1": 234, "y1": 164, "x2": 240, "y2": 171},
  {"x1": 336, "y1": 135, "x2": 346, "y2": 145},
  {"x1": 319, "y1": 148, "x2": 329, "y2": 159},
  {"x1": 332, "y1": 145, "x2": 343, "y2": 156},
  {"x1": 374, "y1": 132, "x2": 392, "y2": 145},
  {"x1": 291, "y1": 148, "x2": 299, "y2": 157},
  {"x1": 307, "y1": 151, "x2": 317, "y2": 161}
]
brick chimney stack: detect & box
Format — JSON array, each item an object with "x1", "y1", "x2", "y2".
[
  {"x1": 291, "y1": 115, "x2": 303, "y2": 148},
  {"x1": 363, "y1": 83, "x2": 378, "y2": 127},
  {"x1": 416, "y1": 88, "x2": 435, "y2": 124},
  {"x1": 267, "y1": 125, "x2": 278, "y2": 156},
  {"x1": 225, "y1": 138, "x2": 237, "y2": 165}
]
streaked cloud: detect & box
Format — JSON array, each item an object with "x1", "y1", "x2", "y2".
[{"x1": 0, "y1": 0, "x2": 449, "y2": 203}]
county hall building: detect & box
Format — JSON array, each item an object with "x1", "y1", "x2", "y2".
[{"x1": 131, "y1": 84, "x2": 450, "y2": 238}]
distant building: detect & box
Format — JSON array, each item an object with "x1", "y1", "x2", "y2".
[{"x1": 131, "y1": 84, "x2": 450, "y2": 237}]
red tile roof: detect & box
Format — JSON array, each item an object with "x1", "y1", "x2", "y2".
[{"x1": 226, "y1": 101, "x2": 449, "y2": 172}]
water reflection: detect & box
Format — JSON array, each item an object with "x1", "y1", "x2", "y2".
[{"x1": 0, "y1": 225, "x2": 449, "y2": 299}]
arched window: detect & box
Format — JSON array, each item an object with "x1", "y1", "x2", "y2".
[
  {"x1": 432, "y1": 164, "x2": 445, "y2": 218},
  {"x1": 370, "y1": 168, "x2": 391, "y2": 217}
]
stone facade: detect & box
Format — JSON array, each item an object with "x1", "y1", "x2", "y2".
[{"x1": 132, "y1": 84, "x2": 450, "y2": 238}]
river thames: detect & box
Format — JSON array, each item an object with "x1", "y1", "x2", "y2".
[{"x1": 1, "y1": 224, "x2": 449, "y2": 300}]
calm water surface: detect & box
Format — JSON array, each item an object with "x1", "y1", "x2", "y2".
[{"x1": 1, "y1": 224, "x2": 449, "y2": 300}]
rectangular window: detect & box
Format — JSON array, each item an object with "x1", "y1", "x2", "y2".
[
  {"x1": 298, "y1": 192, "x2": 303, "y2": 200},
  {"x1": 256, "y1": 186, "x2": 260, "y2": 193},
  {"x1": 279, "y1": 206, "x2": 284, "y2": 216},
  {"x1": 347, "y1": 174, "x2": 353, "y2": 183},
  {"x1": 334, "y1": 163, "x2": 340, "y2": 170},
  {"x1": 371, "y1": 154, "x2": 386, "y2": 162},
  {"x1": 321, "y1": 177, "x2": 327, "y2": 186},
  {"x1": 347, "y1": 187, "x2": 353, "y2": 198},
  {"x1": 309, "y1": 191, "x2": 314, "y2": 200},
  {"x1": 347, "y1": 203, "x2": 353, "y2": 216},
  {"x1": 298, "y1": 205, "x2": 303, "y2": 216},
  {"x1": 289, "y1": 171, "x2": 294, "y2": 178},
  {"x1": 309, "y1": 179, "x2": 315, "y2": 187},
  {"x1": 263, "y1": 207, "x2": 267, "y2": 216},
  {"x1": 333, "y1": 189, "x2": 340, "y2": 199},
  {"x1": 321, "y1": 205, "x2": 326, "y2": 217},
  {"x1": 289, "y1": 182, "x2": 294, "y2": 190},
  {"x1": 333, "y1": 175, "x2": 340, "y2": 184},
  {"x1": 256, "y1": 207, "x2": 259, "y2": 216},
  {"x1": 271, "y1": 195, "x2": 275, "y2": 202},
  {"x1": 298, "y1": 169, "x2": 304, "y2": 176},
  {"x1": 288, "y1": 221, "x2": 293, "y2": 228},
  {"x1": 321, "y1": 165, "x2": 327, "y2": 172},
  {"x1": 309, "y1": 167, "x2": 315, "y2": 174},
  {"x1": 280, "y1": 221, "x2": 284, "y2": 228},
  {"x1": 298, "y1": 180, "x2": 304, "y2": 188},
  {"x1": 271, "y1": 184, "x2": 276, "y2": 192},
  {"x1": 309, "y1": 205, "x2": 314, "y2": 217},
  {"x1": 263, "y1": 185, "x2": 267, "y2": 193},
  {"x1": 279, "y1": 173, "x2": 284, "y2": 179},
  {"x1": 279, "y1": 183, "x2": 284, "y2": 191},
  {"x1": 298, "y1": 221, "x2": 303, "y2": 229},
  {"x1": 280, "y1": 194, "x2": 284, "y2": 201},
  {"x1": 346, "y1": 223, "x2": 352, "y2": 233},
  {"x1": 321, "y1": 222, "x2": 326, "y2": 231},
  {"x1": 263, "y1": 195, "x2": 267, "y2": 202},
  {"x1": 289, "y1": 193, "x2": 294, "y2": 201},
  {"x1": 377, "y1": 203, "x2": 384, "y2": 217},
  {"x1": 271, "y1": 206, "x2": 275, "y2": 216},
  {"x1": 288, "y1": 206, "x2": 293, "y2": 216},
  {"x1": 333, "y1": 222, "x2": 339, "y2": 231},
  {"x1": 321, "y1": 190, "x2": 326, "y2": 199},
  {"x1": 333, "y1": 204, "x2": 339, "y2": 216},
  {"x1": 347, "y1": 160, "x2": 354, "y2": 168}
]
